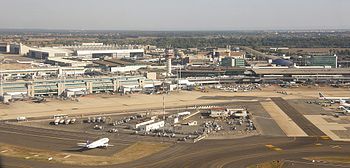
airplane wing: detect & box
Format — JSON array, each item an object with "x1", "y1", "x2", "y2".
[{"x1": 77, "y1": 143, "x2": 87, "y2": 147}]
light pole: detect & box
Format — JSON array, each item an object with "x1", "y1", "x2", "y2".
[
  {"x1": 163, "y1": 93, "x2": 165, "y2": 119},
  {"x1": 0, "y1": 59, "x2": 4, "y2": 97}
]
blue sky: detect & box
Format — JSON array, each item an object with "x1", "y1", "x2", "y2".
[{"x1": 0, "y1": 0, "x2": 348, "y2": 30}]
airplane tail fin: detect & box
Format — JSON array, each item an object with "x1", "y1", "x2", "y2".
[
  {"x1": 319, "y1": 92, "x2": 325, "y2": 98},
  {"x1": 340, "y1": 99, "x2": 346, "y2": 104}
]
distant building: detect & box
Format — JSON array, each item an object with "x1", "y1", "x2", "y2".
[
  {"x1": 145, "y1": 72, "x2": 157, "y2": 80},
  {"x1": 221, "y1": 57, "x2": 245, "y2": 67},
  {"x1": 0, "y1": 43, "x2": 10, "y2": 53},
  {"x1": 0, "y1": 67, "x2": 86, "y2": 80},
  {"x1": 28, "y1": 48, "x2": 70, "y2": 59},
  {"x1": 0, "y1": 42, "x2": 29, "y2": 54},
  {"x1": 305, "y1": 55, "x2": 338, "y2": 68},
  {"x1": 10, "y1": 43, "x2": 144, "y2": 60},
  {"x1": 46, "y1": 57, "x2": 88, "y2": 67},
  {"x1": 271, "y1": 59, "x2": 293, "y2": 66},
  {"x1": 94, "y1": 59, "x2": 149, "y2": 73}
]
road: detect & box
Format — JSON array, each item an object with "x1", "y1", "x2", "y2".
[
  {"x1": 1, "y1": 123, "x2": 350, "y2": 168},
  {"x1": 241, "y1": 46, "x2": 279, "y2": 60}
]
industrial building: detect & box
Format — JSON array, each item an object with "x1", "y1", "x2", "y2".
[
  {"x1": 61, "y1": 43, "x2": 144, "y2": 59},
  {"x1": 28, "y1": 48, "x2": 71, "y2": 59},
  {"x1": 8, "y1": 43, "x2": 145, "y2": 62}
]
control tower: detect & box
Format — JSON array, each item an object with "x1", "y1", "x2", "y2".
[{"x1": 165, "y1": 49, "x2": 174, "y2": 76}]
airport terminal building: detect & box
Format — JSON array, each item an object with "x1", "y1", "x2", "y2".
[{"x1": 0, "y1": 76, "x2": 161, "y2": 98}]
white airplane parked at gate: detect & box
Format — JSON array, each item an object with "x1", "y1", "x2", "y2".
[
  {"x1": 319, "y1": 92, "x2": 350, "y2": 102},
  {"x1": 338, "y1": 99, "x2": 350, "y2": 113},
  {"x1": 77, "y1": 138, "x2": 113, "y2": 149},
  {"x1": 340, "y1": 99, "x2": 350, "y2": 108}
]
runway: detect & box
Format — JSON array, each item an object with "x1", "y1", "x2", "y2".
[
  {"x1": 271, "y1": 97, "x2": 326, "y2": 137},
  {"x1": 121, "y1": 137, "x2": 350, "y2": 168},
  {"x1": 0, "y1": 123, "x2": 132, "y2": 157},
  {"x1": 1, "y1": 122, "x2": 350, "y2": 168}
]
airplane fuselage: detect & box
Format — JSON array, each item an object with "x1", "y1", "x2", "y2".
[{"x1": 86, "y1": 138, "x2": 110, "y2": 149}]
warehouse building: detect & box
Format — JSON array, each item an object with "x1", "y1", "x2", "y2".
[
  {"x1": 28, "y1": 48, "x2": 71, "y2": 59},
  {"x1": 63, "y1": 43, "x2": 144, "y2": 59},
  {"x1": 75, "y1": 48, "x2": 144, "y2": 59},
  {"x1": 13, "y1": 43, "x2": 144, "y2": 60}
]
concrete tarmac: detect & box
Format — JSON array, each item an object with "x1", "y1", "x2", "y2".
[{"x1": 1, "y1": 123, "x2": 350, "y2": 168}]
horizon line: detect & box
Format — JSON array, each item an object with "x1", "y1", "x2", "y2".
[{"x1": 1, "y1": 28, "x2": 350, "y2": 32}]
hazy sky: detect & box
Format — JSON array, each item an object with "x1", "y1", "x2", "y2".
[{"x1": 0, "y1": 0, "x2": 349, "y2": 30}]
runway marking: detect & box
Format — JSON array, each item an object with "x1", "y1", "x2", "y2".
[
  {"x1": 320, "y1": 136, "x2": 331, "y2": 140},
  {"x1": 285, "y1": 159, "x2": 350, "y2": 168},
  {"x1": 265, "y1": 144, "x2": 283, "y2": 151},
  {"x1": 252, "y1": 116, "x2": 274, "y2": 120},
  {"x1": 273, "y1": 147, "x2": 283, "y2": 151},
  {"x1": 331, "y1": 145, "x2": 341, "y2": 149},
  {"x1": 0, "y1": 128, "x2": 131, "y2": 145},
  {"x1": 265, "y1": 144, "x2": 274, "y2": 148},
  {"x1": 63, "y1": 155, "x2": 71, "y2": 159}
]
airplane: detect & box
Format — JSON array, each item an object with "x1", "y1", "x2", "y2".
[
  {"x1": 338, "y1": 106, "x2": 350, "y2": 113},
  {"x1": 318, "y1": 92, "x2": 350, "y2": 102},
  {"x1": 337, "y1": 99, "x2": 350, "y2": 113},
  {"x1": 77, "y1": 138, "x2": 113, "y2": 149},
  {"x1": 340, "y1": 99, "x2": 350, "y2": 108}
]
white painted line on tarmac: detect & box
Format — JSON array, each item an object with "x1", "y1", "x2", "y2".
[{"x1": 63, "y1": 155, "x2": 71, "y2": 159}]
